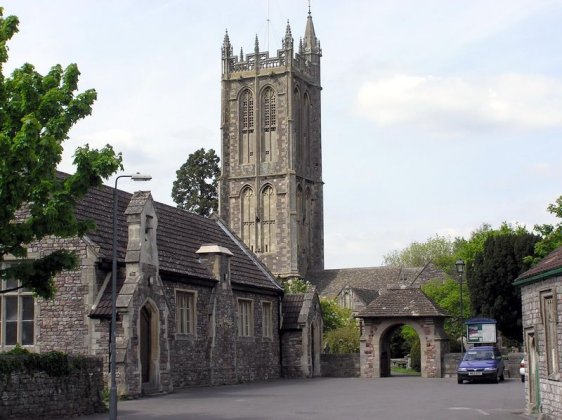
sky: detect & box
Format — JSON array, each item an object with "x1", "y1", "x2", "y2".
[{"x1": 3, "y1": 0, "x2": 562, "y2": 269}]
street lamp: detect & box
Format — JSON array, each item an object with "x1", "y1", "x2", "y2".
[
  {"x1": 455, "y1": 259, "x2": 466, "y2": 353},
  {"x1": 110, "y1": 173, "x2": 151, "y2": 420}
]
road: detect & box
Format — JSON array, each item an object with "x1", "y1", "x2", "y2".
[{"x1": 79, "y1": 377, "x2": 531, "y2": 420}]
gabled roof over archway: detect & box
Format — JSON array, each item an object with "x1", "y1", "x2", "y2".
[{"x1": 357, "y1": 287, "x2": 448, "y2": 318}]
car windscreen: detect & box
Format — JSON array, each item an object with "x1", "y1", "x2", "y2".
[{"x1": 463, "y1": 350, "x2": 495, "y2": 361}]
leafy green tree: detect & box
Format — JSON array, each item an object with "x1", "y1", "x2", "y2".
[
  {"x1": 319, "y1": 298, "x2": 360, "y2": 353},
  {"x1": 282, "y1": 277, "x2": 312, "y2": 294},
  {"x1": 422, "y1": 278, "x2": 470, "y2": 351},
  {"x1": 455, "y1": 222, "x2": 529, "y2": 269},
  {"x1": 525, "y1": 195, "x2": 562, "y2": 266},
  {"x1": 0, "y1": 9, "x2": 122, "y2": 299},
  {"x1": 319, "y1": 298, "x2": 354, "y2": 331},
  {"x1": 467, "y1": 232, "x2": 539, "y2": 342},
  {"x1": 382, "y1": 234, "x2": 456, "y2": 269},
  {"x1": 172, "y1": 148, "x2": 220, "y2": 216}
]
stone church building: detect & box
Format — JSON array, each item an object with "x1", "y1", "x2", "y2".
[
  {"x1": 218, "y1": 10, "x2": 449, "y2": 379},
  {"x1": 219, "y1": 11, "x2": 324, "y2": 279},
  {"x1": 2, "y1": 8, "x2": 447, "y2": 397}
]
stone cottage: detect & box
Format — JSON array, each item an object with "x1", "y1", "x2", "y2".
[
  {"x1": 514, "y1": 246, "x2": 562, "y2": 419},
  {"x1": 0, "y1": 180, "x2": 321, "y2": 397}
]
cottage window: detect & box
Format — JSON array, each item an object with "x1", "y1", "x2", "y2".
[
  {"x1": 238, "y1": 299, "x2": 254, "y2": 337},
  {"x1": 541, "y1": 290, "x2": 559, "y2": 376},
  {"x1": 176, "y1": 290, "x2": 196, "y2": 335},
  {"x1": 262, "y1": 301, "x2": 273, "y2": 338},
  {"x1": 0, "y1": 279, "x2": 35, "y2": 348}
]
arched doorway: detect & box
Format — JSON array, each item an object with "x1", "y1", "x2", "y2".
[
  {"x1": 356, "y1": 287, "x2": 449, "y2": 379},
  {"x1": 379, "y1": 323, "x2": 421, "y2": 377},
  {"x1": 139, "y1": 301, "x2": 160, "y2": 393}
]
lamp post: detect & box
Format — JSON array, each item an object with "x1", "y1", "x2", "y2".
[
  {"x1": 110, "y1": 173, "x2": 151, "y2": 420},
  {"x1": 455, "y1": 259, "x2": 466, "y2": 353}
]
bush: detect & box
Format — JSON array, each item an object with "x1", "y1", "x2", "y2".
[
  {"x1": 0, "y1": 350, "x2": 83, "y2": 377},
  {"x1": 410, "y1": 339, "x2": 421, "y2": 371},
  {"x1": 324, "y1": 324, "x2": 360, "y2": 353}
]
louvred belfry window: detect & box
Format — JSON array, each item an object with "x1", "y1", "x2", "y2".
[
  {"x1": 262, "y1": 87, "x2": 276, "y2": 162},
  {"x1": 240, "y1": 89, "x2": 255, "y2": 164}
]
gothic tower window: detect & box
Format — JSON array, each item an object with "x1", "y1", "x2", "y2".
[
  {"x1": 294, "y1": 87, "x2": 302, "y2": 163},
  {"x1": 240, "y1": 89, "x2": 255, "y2": 164},
  {"x1": 241, "y1": 187, "x2": 256, "y2": 251},
  {"x1": 262, "y1": 87, "x2": 277, "y2": 162},
  {"x1": 303, "y1": 93, "x2": 311, "y2": 169},
  {"x1": 304, "y1": 187, "x2": 312, "y2": 254},
  {"x1": 296, "y1": 185, "x2": 303, "y2": 254},
  {"x1": 261, "y1": 186, "x2": 276, "y2": 252}
]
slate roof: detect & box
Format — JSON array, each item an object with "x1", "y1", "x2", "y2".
[
  {"x1": 358, "y1": 287, "x2": 448, "y2": 318},
  {"x1": 70, "y1": 177, "x2": 282, "y2": 317},
  {"x1": 307, "y1": 264, "x2": 442, "y2": 305},
  {"x1": 281, "y1": 294, "x2": 305, "y2": 330},
  {"x1": 515, "y1": 246, "x2": 562, "y2": 285}
]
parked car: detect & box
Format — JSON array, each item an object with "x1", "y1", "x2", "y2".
[
  {"x1": 457, "y1": 346, "x2": 505, "y2": 384},
  {"x1": 520, "y1": 358, "x2": 525, "y2": 382}
]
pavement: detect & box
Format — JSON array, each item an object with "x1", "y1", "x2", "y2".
[{"x1": 78, "y1": 376, "x2": 531, "y2": 420}]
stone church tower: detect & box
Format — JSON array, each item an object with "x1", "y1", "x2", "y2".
[{"x1": 219, "y1": 11, "x2": 324, "y2": 279}]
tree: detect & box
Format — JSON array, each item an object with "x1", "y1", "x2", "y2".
[
  {"x1": 382, "y1": 234, "x2": 456, "y2": 270},
  {"x1": 0, "y1": 9, "x2": 123, "y2": 299},
  {"x1": 320, "y1": 298, "x2": 359, "y2": 353},
  {"x1": 467, "y1": 232, "x2": 539, "y2": 342},
  {"x1": 319, "y1": 298, "x2": 354, "y2": 332},
  {"x1": 282, "y1": 277, "x2": 312, "y2": 294},
  {"x1": 525, "y1": 195, "x2": 562, "y2": 266},
  {"x1": 422, "y1": 278, "x2": 470, "y2": 351},
  {"x1": 172, "y1": 148, "x2": 220, "y2": 216}
]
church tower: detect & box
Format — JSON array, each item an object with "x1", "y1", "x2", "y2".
[{"x1": 219, "y1": 11, "x2": 324, "y2": 279}]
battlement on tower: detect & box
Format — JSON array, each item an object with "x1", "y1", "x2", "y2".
[{"x1": 222, "y1": 16, "x2": 321, "y2": 82}]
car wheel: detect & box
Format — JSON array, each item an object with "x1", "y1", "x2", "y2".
[{"x1": 457, "y1": 376, "x2": 463, "y2": 384}]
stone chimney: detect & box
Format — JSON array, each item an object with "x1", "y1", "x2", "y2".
[
  {"x1": 124, "y1": 191, "x2": 158, "y2": 278},
  {"x1": 196, "y1": 244, "x2": 233, "y2": 287}
]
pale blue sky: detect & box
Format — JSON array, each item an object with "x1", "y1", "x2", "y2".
[{"x1": 4, "y1": 0, "x2": 562, "y2": 268}]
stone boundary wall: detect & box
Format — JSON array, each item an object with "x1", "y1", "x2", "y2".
[
  {"x1": 442, "y1": 352, "x2": 524, "y2": 379},
  {"x1": 321, "y1": 354, "x2": 360, "y2": 377},
  {"x1": 0, "y1": 356, "x2": 105, "y2": 419}
]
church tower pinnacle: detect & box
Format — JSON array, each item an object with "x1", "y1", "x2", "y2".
[{"x1": 219, "y1": 10, "x2": 324, "y2": 279}]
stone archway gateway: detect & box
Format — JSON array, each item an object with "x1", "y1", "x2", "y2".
[{"x1": 356, "y1": 287, "x2": 449, "y2": 378}]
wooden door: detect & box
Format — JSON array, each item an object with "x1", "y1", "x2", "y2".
[{"x1": 140, "y1": 306, "x2": 152, "y2": 384}]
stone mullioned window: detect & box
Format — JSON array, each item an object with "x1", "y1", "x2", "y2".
[
  {"x1": 176, "y1": 290, "x2": 196, "y2": 336},
  {"x1": 262, "y1": 301, "x2": 272, "y2": 338},
  {"x1": 0, "y1": 278, "x2": 35, "y2": 349},
  {"x1": 238, "y1": 298, "x2": 254, "y2": 337}
]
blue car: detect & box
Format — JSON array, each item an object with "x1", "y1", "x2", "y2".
[{"x1": 457, "y1": 346, "x2": 505, "y2": 384}]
